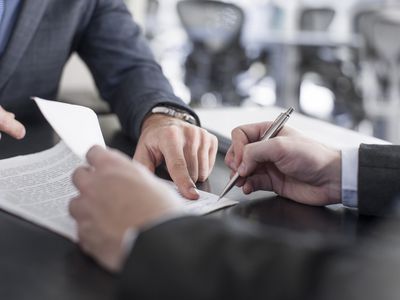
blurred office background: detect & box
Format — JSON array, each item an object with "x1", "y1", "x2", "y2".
[{"x1": 59, "y1": 0, "x2": 400, "y2": 143}]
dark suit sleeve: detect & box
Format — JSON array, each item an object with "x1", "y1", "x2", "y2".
[
  {"x1": 358, "y1": 144, "x2": 400, "y2": 216},
  {"x1": 77, "y1": 0, "x2": 198, "y2": 140},
  {"x1": 117, "y1": 216, "x2": 344, "y2": 300}
]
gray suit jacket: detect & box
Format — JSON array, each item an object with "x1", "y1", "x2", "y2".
[
  {"x1": 0, "y1": 0, "x2": 196, "y2": 140},
  {"x1": 358, "y1": 144, "x2": 400, "y2": 216}
]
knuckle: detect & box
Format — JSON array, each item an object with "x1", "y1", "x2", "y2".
[
  {"x1": 272, "y1": 137, "x2": 286, "y2": 151},
  {"x1": 172, "y1": 158, "x2": 187, "y2": 170},
  {"x1": 199, "y1": 128, "x2": 209, "y2": 137},
  {"x1": 164, "y1": 126, "x2": 180, "y2": 139},
  {"x1": 71, "y1": 170, "x2": 82, "y2": 186}
]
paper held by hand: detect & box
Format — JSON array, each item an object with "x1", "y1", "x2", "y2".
[
  {"x1": 0, "y1": 98, "x2": 237, "y2": 241},
  {"x1": 32, "y1": 97, "x2": 106, "y2": 159}
]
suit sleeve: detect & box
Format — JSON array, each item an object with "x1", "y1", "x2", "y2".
[
  {"x1": 77, "y1": 0, "x2": 199, "y2": 140},
  {"x1": 358, "y1": 144, "x2": 400, "y2": 216},
  {"x1": 117, "y1": 216, "x2": 345, "y2": 300}
]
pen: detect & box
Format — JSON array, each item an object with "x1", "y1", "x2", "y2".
[{"x1": 218, "y1": 107, "x2": 294, "y2": 200}]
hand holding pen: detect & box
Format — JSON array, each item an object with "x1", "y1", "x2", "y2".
[{"x1": 219, "y1": 108, "x2": 294, "y2": 200}]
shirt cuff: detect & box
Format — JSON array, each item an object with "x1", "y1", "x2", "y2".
[{"x1": 341, "y1": 147, "x2": 359, "y2": 208}]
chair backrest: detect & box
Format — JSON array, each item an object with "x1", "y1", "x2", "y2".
[
  {"x1": 372, "y1": 13, "x2": 400, "y2": 63},
  {"x1": 353, "y1": 9, "x2": 378, "y2": 34},
  {"x1": 299, "y1": 8, "x2": 335, "y2": 31},
  {"x1": 357, "y1": 9, "x2": 400, "y2": 142},
  {"x1": 177, "y1": 0, "x2": 244, "y2": 53}
]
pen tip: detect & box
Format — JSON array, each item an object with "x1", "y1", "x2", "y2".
[{"x1": 287, "y1": 107, "x2": 294, "y2": 115}]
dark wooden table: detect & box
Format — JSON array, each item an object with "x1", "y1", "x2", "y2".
[{"x1": 0, "y1": 115, "x2": 376, "y2": 300}]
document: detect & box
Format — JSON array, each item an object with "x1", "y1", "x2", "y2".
[
  {"x1": 0, "y1": 142, "x2": 80, "y2": 241},
  {"x1": 0, "y1": 98, "x2": 237, "y2": 242}
]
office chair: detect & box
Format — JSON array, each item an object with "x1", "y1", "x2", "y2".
[
  {"x1": 299, "y1": 8, "x2": 335, "y2": 31},
  {"x1": 177, "y1": 0, "x2": 248, "y2": 106},
  {"x1": 358, "y1": 11, "x2": 400, "y2": 141},
  {"x1": 298, "y1": 7, "x2": 365, "y2": 128}
]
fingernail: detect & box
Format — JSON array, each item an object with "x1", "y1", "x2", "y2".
[
  {"x1": 244, "y1": 183, "x2": 253, "y2": 194},
  {"x1": 189, "y1": 186, "x2": 200, "y2": 197},
  {"x1": 19, "y1": 128, "x2": 26, "y2": 139},
  {"x1": 238, "y1": 163, "x2": 246, "y2": 175}
]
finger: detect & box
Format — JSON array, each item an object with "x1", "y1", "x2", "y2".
[
  {"x1": 230, "y1": 123, "x2": 269, "y2": 169},
  {"x1": 72, "y1": 166, "x2": 93, "y2": 192},
  {"x1": 0, "y1": 107, "x2": 26, "y2": 139},
  {"x1": 235, "y1": 176, "x2": 246, "y2": 188},
  {"x1": 224, "y1": 144, "x2": 236, "y2": 170},
  {"x1": 69, "y1": 196, "x2": 90, "y2": 221},
  {"x1": 197, "y1": 137, "x2": 210, "y2": 182},
  {"x1": 86, "y1": 145, "x2": 124, "y2": 169},
  {"x1": 185, "y1": 147, "x2": 198, "y2": 183},
  {"x1": 236, "y1": 163, "x2": 267, "y2": 188},
  {"x1": 231, "y1": 121, "x2": 300, "y2": 168},
  {"x1": 133, "y1": 144, "x2": 156, "y2": 173},
  {"x1": 162, "y1": 139, "x2": 199, "y2": 200},
  {"x1": 208, "y1": 134, "x2": 218, "y2": 173},
  {"x1": 238, "y1": 138, "x2": 286, "y2": 177},
  {"x1": 184, "y1": 132, "x2": 200, "y2": 182},
  {"x1": 243, "y1": 174, "x2": 273, "y2": 194},
  {"x1": 230, "y1": 127, "x2": 251, "y2": 169}
]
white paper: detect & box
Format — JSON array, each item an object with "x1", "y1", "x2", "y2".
[
  {"x1": 0, "y1": 141, "x2": 80, "y2": 241},
  {"x1": 33, "y1": 97, "x2": 106, "y2": 159},
  {"x1": 182, "y1": 191, "x2": 237, "y2": 214},
  {"x1": 0, "y1": 98, "x2": 237, "y2": 241},
  {"x1": 166, "y1": 182, "x2": 237, "y2": 215},
  {"x1": 0, "y1": 141, "x2": 237, "y2": 241}
]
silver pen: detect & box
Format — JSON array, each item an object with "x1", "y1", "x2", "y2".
[{"x1": 218, "y1": 107, "x2": 294, "y2": 200}]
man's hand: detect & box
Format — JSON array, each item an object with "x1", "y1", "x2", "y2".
[
  {"x1": 69, "y1": 146, "x2": 184, "y2": 273},
  {"x1": 134, "y1": 114, "x2": 218, "y2": 200},
  {"x1": 0, "y1": 106, "x2": 25, "y2": 139},
  {"x1": 225, "y1": 122, "x2": 342, "y2": 206}
]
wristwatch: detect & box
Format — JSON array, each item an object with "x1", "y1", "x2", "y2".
[{"x1": 150, "y1": 105, "x2": 198, "y2": 125}]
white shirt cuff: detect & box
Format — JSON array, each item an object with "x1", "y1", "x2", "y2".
[{"x1": 341, "y1": 147, "x2": 359, "y2": 208}]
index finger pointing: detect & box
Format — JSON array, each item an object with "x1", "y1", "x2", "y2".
[{"x1": 162, "y1": 140, "x2": 199, "y2": 200}]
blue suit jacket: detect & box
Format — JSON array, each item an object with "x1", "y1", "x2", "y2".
[{"x1": 0, "y1": 0, "x2": 197, "y2": 140}]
